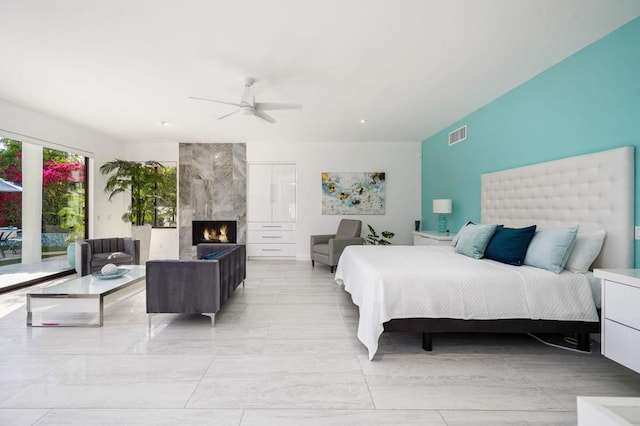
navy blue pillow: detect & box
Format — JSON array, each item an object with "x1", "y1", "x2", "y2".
[
  {"x1": 204, "y1": 251, "x2": 223, "y2": 260},
  {"x1": 484, "y1": 225, "x2": 537, "y2": 266}
]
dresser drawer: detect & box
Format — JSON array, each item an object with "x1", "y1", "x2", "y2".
[
  {"x1": 248, "y1": 222, "x2": 296, "y2": 231},
  {"x1": 247, "y1": 231, "x2": 295, "y2": 244},
  {"x1": 247, "y1": 243, "x2": 296, "y2": 257},
  {"x1": 603, "y1": 319, "x2": 640, "y2": 374},
  {"x1": 604, "y1": 280, "x2": 640, "y2": 331}
]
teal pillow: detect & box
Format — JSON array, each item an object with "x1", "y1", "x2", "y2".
[
  {"x1": 523, "y1": 225, "x2": 579, "y2": 273},
  {"x1": 454, "y1": 223, "x2": 497, "y2": 259},
  {"x1": 484, "y1": 225, "x2": 537, "y2": 266},
  {"x1": 204, "y1": 251, "x2": 223, "y2": 260}
]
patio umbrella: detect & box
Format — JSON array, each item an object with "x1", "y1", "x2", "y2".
[{"x1": 0, "y1": 178, "x2": 22, "y2": 192}]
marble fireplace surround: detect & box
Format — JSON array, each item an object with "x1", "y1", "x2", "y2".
[{"x1": 178, "y1": 143, "x2": 247, "y2": 259}]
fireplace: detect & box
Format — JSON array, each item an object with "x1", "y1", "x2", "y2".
[{"x1": 192, "y1": 220, "x2": 237, "y2": 245}]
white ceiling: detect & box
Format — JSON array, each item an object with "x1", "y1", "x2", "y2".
[{"x1": 1, "y1": 0, "x2": 639, "y2": 145}]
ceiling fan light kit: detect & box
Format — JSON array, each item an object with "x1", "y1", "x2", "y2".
[{"x1": 189, "y1": 77, "x2": 302, "y2": 124}]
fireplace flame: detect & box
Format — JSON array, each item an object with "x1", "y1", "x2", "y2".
[{"x1": 203, "y1": 224, "x2": 228, "y2": 242}]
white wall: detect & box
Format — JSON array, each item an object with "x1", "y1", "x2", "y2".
[
  {"x1": 122, "y1": 141, "x2": 421, "y2": 260},
  {"x1": 0, "y1": 99, "x2": 129, "y2": 238},
  {"x1": 247, "y1": 142, "x2": 421, "y2": 259}
]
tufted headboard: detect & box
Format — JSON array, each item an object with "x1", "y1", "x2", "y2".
[{"x1": 481, "y1": 146, "x2": 634, "y2": 269}]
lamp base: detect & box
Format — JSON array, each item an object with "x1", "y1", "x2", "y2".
[{"x1": 438, "y1": 214, "x2": 447, "y2": 233}]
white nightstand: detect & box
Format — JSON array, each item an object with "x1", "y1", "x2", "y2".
[
  {"x1": 593, "y1": 268, "x2": 640, "y2": 374},
  {"x1": 413, "y1": 231, "x2": 454, "y2": 246}
]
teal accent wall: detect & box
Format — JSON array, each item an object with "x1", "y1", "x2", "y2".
[{"x1": 421, "y1": 17, "x2": 640, "y2": 265}]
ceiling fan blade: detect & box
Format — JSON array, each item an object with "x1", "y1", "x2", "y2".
[
  {"x1": 217, "y1": 109, "x2": 241, "y2": 120},
  {"x1": 256, "y1": 102, "x2": 303, "y2": 111},
  {"x1": 188, "y1": 96, "x2": 244, "y2": 108},
  {"x1": 254, "y1": 110, "x2": 276, "y2": 124}
]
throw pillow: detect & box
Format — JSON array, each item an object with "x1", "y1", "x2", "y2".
[
  {"x1": 204, "y1": 251, "x2": 223, "y2": 260},
  {"x1": 523, "y1": 225, "x2": 579, "y2": 273},
  {"x1": 565, "y1": 230, "x2": 606, "y2": 273},
  {"x1": 454, "y1": 223, "x2": 497, "y2": 259},
  {"x1": 451, "y1": 221, "x2": 474, "y2": 247},
  {"x1": 484, "y1": 225, "x2": 537, "y2": 266}
]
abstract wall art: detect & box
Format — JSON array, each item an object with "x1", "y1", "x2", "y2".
[{"x1": 321, "y1": 172, "x2": 386, "y2": 215}]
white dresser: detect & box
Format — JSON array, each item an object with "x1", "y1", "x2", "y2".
[
  {"x1": 247, "y1": 163, "x2": 296, "y2": 258},
  {"x1": 593, "y1": 269, "x2": 640, "y2": 374},
  {"x1": 413, "y1": 231, "x2": 454, "y2": 246}
]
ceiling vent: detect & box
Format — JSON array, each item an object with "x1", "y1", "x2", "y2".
[{"x1": 448, "y1": 125, "x2": 467, "y2": 146}]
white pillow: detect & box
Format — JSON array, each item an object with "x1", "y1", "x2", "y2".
[
  {"x1": 524, "y1": 225, "x2": 579, "y2": 273},
  {"x1": 565, "y1": 230, "x2": 606, "y2": 273}
]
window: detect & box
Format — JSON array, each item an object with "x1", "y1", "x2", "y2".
[{"x1": 152, "y1": 164, "x2": 176, "y2": 228}]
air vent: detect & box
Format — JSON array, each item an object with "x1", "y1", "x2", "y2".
[{"x1": 448, "y1": 125, "x2": 467, "y2": 146}]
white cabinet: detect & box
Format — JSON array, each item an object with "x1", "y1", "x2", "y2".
[
  {"x1": 413, "y1": 231, "x2": 454, "y2": 246},
  {"x1": 247, "y1": 163, "x2": 296, "y2": 258},
  {"x1": 593, "y1": 269, "x2": 640, "y2": 374}
]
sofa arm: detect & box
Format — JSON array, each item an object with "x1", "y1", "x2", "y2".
[
  {"x1": 146, "y1": 260, "x2": 221, "y2": 314},
  {"x1": 75, "y1": 241, "x2": 91, "y2": 276},
  {"x1": 124, "y1": 238, "x2": 141, "y2": 265}
]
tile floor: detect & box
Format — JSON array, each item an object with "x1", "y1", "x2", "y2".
[{"x1": 1, "y1": 260, "x2": 640, "y2": 425}]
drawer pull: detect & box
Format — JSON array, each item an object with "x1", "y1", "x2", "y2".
[
  {"x1": 262, "y1": 225, "x2": 283, "y2": 228},
  {"x1": 262, "y1": 236, "x2": 282, "y2": 239},
  {"x1": 262, "y1": 249, "x2": 282, "y2": 252}
]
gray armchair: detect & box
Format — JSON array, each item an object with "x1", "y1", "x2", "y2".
[
  {"x1": 76, "y1": 237, "x2": 140, "y2": 276},
  {"x1": 310, "y1": 219, "x2": 364, "y2": 273}
]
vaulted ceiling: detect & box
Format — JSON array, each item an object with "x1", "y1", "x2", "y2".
[{"x1": 1, "y1": 1, "x2": 639, "y2": 144}]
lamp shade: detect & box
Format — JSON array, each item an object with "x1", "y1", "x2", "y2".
[{"x1": 433, "y1": 199, "x2": 452, "y2": 214}]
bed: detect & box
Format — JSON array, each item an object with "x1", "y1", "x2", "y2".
[{"x1": 335, "y1": 146, "x2": 634, "y2": 360}]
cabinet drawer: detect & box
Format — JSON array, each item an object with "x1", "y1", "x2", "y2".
[
  {"x1": 247, "y1": 243, "x2": 296, "y2": 257},
  {"x1": 603, "y1": 319, "x2": 640, "y2": 374},
  {"x1": 248, "y1": 222, "x2": 296, "y2": 231},
  {"x1": 247, "y1": 231, "x2": 295, "y2": 244},
  {"x1": 604, "y1": 280, "x2": 640, "y2": 331}
]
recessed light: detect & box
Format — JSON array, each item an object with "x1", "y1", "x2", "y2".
[
  {"x1": 360, "y1": 119, "x2": 367, "y2": 124},
  {"x1": 159, "y1": 121, "x2": 170, "y2": 126}
]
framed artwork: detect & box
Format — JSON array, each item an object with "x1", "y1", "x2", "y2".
[{"x1": 321, "y1": 172, "x2": 385, "y2": 215}]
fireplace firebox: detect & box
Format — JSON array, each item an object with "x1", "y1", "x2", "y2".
[{"x1": 192, "y1": 220, "x2": 237, "y2": 245}]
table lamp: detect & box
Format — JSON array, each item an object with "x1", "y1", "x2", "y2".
[{"x1": 433, "y1": 199, "x2": 452, "y2": 233}]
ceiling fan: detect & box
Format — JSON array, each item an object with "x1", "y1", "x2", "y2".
[{"x1": 189, "y1": 77, "x2": 302, "y2": 124}]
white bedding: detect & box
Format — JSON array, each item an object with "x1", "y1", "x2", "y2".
[{"x1": 334, "y1": 245, "x2": 599, "y2": 360}]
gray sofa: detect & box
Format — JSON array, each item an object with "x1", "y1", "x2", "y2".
[
  {"x1": 145, "y1": 243, "x2": 246, "y2": 326},
  {"x1": 76, "y1": 237, "x2": 140, "y2": 276}
]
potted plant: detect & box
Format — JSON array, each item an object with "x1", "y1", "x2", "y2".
[
  {"x1": 59, "y1": 186, "x2": 85, "y2": 268},
  {"x1": 100, "y1": 159, "x2": 166, "y2": 263},
  {"x1": 365, "y1": 224, "x2": 395, "y2": 245}
]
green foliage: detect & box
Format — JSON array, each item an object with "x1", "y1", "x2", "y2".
[
  {"x1": 365, "y1": 224, "x2": 395, "y2": 245},
  {"x1": 100, "y1": 159, "x2": 166, "y2": 226},
  {"x1": 0, "y1": 138, "x2": 85, "y2": 231}
]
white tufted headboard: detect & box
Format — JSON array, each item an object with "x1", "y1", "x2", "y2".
[{"x1": 481, "y1": 146, "x2": 634, "y2": 269}]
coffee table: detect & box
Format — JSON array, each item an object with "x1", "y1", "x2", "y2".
[{"x1": 26, "y1": 265, "x2": 146, "y2": 327}]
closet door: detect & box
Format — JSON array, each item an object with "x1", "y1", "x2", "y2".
[
  {"x1": 271, "y1": 164, "x2": 296, "y2": 222},
  {"x1": 247, "y1": 164, "x2": 272, "y2": 222}
]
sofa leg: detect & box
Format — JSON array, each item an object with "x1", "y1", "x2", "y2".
[
  {"x1": 203, "y1": 313, "x2": 216, "y2": 327},
  {"x1": 330, "y1": 266, "x2": 335, "y2": 273},
  {"x1": 148, "y1": 314, "x2": 152, "y2": 331},
  {"x1": 312, "y1": 260, "x2": 315, "y2": 268}
]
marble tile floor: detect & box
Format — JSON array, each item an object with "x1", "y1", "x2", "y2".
[{"x1": 1, "y1": 260, "x2": 639, "y2": 425}]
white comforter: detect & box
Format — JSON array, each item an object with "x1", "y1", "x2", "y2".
[{"x1": 334, "y1": 245, "x2": 599, "y2": 360}]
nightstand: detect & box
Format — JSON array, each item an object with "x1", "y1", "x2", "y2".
[
  {"x1": 413, "y1": 231, "x2": 454, "y2": 246},
  {"x1": 593, "y1": 269, "x2": 640, "y2": 374}
]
